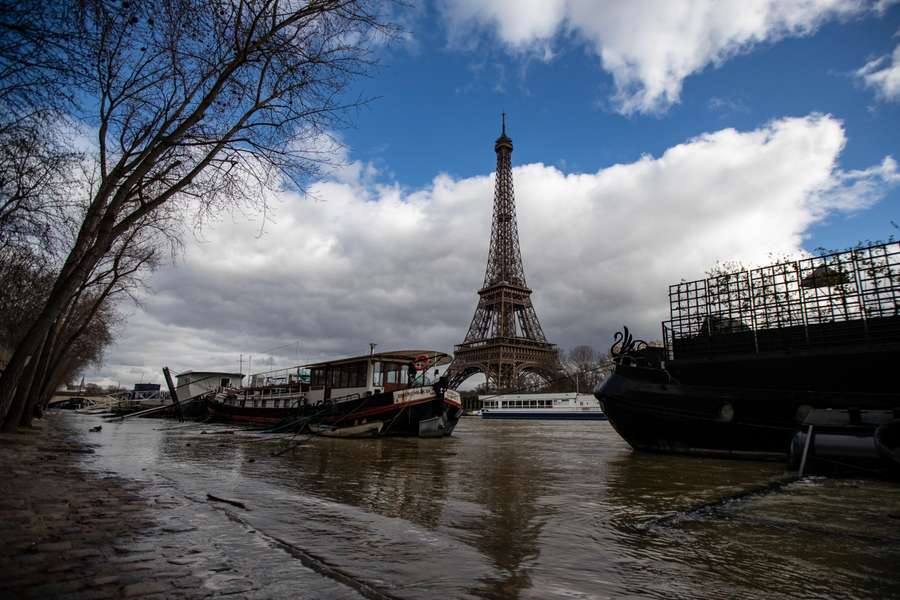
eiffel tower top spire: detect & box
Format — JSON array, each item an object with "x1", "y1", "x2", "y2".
[
  {"x1": 484, "y1": 113, "x2": 526, "y2": 289},
  {"x1": 495, "y1": 112, "x2": 512, "y2": 151}
]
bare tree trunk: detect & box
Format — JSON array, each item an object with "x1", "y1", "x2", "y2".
[
  {"x1": 2, "y1": 326, "x2": 51, "y2": 431},
  {"x1": 19, "y1": 322, "x2": 61, "y2": 427},
  {"x1": 0, "y1": 213, "x2": 116, "y2": 427},
  {"x1": 35, "y1": 354, "x2": 75, "y2": 422},
  {"x1": 0, "y1": 265, "x2": 87, "y2": 426}
]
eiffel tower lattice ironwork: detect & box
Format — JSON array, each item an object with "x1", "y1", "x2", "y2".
[{"x1": 446, "y1": 115, "x2": 562, "y2": 390}]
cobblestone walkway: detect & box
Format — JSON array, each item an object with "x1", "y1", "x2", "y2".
[{"x1": 0, "y1": 415, "x2": 365, "y2": 599}]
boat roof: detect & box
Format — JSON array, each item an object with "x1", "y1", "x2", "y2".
[
  {"x1": 302, "y1": 349, "x2": 452, "y2": 369},
  {"x1": 175, "y1": 370, "x2": 245, "y2": 378},
  {"x1": 479, "y1": 392, "x2": 578, "y2": 401}
]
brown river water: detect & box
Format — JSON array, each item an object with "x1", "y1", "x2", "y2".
[{"x1": 68, "y1": 413, "x2": 900, "y2": 599}]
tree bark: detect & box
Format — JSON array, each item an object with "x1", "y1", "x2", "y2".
[
  {"x1": 19, "y1": 322, "x2": 60, "y2": 427},
  {"x1": 1, "y1": 327, "x2": 50, "y2": 431}
]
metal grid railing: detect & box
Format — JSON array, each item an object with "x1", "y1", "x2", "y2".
[{"x1": 665, "y1": 241, "x2": 900, "y2": 359}]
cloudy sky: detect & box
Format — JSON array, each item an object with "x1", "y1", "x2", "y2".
[{"x1": 87, "y1": 0, "x2": 900, "y2": 388}]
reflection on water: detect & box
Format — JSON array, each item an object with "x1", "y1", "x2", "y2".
[{"x1": 74, "y1": 414, "x2": 900, "y2": 600}]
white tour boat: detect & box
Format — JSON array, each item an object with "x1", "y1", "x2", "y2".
[{"x1": 479, "y1": 392, "x2": 607, "y2": 420}]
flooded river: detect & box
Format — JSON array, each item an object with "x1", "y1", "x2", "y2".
[{"x1": 70, "y1": 413, "x2": 900, "y2": 599}]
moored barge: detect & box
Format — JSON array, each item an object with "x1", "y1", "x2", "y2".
[
  {"x1": 207, "y1": 350, "x2": 463, "y2": 437},
  {"x1": 595, "y1": 241, "x2": 900, "y2": 459}
]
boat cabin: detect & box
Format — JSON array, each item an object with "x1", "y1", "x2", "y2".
[
  {"x1": 304, "y1": 350, "x2": 450, "y2": 404},
  {"x1": 480, "y1": 392, "x2": 597, "y2": 410},
  {"x1": 175, "y1": 370, "x2": 244, "y2": 400}
]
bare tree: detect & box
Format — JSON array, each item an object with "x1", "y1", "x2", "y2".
[
  {"x1": 0, "y1": 0, "x2": 396, "y2": 429},
  {"x1": 0, "y1": 0, "x2": 85, "y2": 255},
  {"x1": 561, "y1": 345, "x2": 612, "y2": 393}
]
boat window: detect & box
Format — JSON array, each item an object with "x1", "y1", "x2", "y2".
[
  {"x1": 220, "y1": 378, "x2": 229, "y2": 387},
  {"x1": 311, "y1": 368, "x2": 325, "y2": 386},
  {"x1": 240, "y1": 400, "x2": 245, "y2": 407},
  {"x1": 324, "y1": 362, "x2": 367, "y2": 389},
  {"x1": 400, "y1": 365, "x2": 409, "y2": 385},
  {"x1": 274, "y1": 399, "x2": 280, "y2": 408},
  {"x1": 373, "y1": 362, "x2": 383, "y2": 386},
  {"x1": 385, "y1": 362, "x2": 400, "y2": 385}
]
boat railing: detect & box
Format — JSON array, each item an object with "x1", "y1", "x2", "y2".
[{"x1": 665, "y1": 240, "x2": 900, "y2": 360}]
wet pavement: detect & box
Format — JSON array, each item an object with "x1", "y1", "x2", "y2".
[
  {"x1": 0, "y1": 415, "x2": 372, "y2": 599},
  {"x1": 3, "y1": 412, "x2": 900, "y2": 599}
]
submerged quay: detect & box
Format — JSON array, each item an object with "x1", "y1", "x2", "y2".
[
  {"x1": 0, "y1": 415, "x2": 368, "y2": 599},
  {"x1": 4, "y1": 412, "x2": 900, "y2": 599}
]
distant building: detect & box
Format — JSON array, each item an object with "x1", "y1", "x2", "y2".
[
  {"x1": 133, "y1": 383, "x2": 160, "y2": 393},
  {"x1": 128, "y1": 382, "x2": 162, "y2": 401},
  {"x1": 175, "y1": 370, "x2": 243, "y2": 401}
]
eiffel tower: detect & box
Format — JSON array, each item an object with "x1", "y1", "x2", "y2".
[{"x1": 447, "y1": 115, "x2": 562, "y2": 390}]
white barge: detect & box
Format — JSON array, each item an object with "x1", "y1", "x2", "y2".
[{"x1": 479, "y1": 393, "x2": 607, "y2": 420}]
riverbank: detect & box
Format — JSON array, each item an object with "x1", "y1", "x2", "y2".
[
  {"x1": 0, "y1": 415, "x2": 215, "y2": 598},
  {"x1": 0, "y1": 413, "x2": 365, "y2": 599}
]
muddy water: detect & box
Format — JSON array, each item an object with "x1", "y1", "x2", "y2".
[{"x1": 72, "y1": 413, "x2": 900, "y2": 599}]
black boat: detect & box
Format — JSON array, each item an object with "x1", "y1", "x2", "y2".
[{"x1": 595, "y1": 241, "x2": 900, "y2": 459}]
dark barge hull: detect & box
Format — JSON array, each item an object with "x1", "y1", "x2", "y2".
[
  {"x1": 314, "y1": 394, "x2": 463, "y2": 437},
  {"x1": 206, "y1": 400, "x2": 296, "y2": 425},
  {"x1": 597, "y1": 356, "x2": 900, "y2": 459}
]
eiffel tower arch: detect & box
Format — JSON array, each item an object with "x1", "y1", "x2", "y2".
[{"x1": 446, "y1": 116, "x2": 563, "y2": 390}]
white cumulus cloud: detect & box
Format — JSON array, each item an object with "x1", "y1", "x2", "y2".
[
  {"x1": 90, "y1": 114, "x2": 896, "y2": 388},
  {"x1": 439, "y1": 0, "x2": 877, "y2": 114}
]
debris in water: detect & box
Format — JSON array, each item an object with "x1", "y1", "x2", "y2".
[{"x1": 207, "y1": 494, "x2": 248, "y2": 510}]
